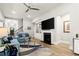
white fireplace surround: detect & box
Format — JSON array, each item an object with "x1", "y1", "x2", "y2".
[{"x1": 41, "y1": 30, "x2": 56, "y2": 44}]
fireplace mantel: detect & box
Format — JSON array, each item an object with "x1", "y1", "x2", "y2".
[{"x1": 41, "y1": 30, "x2": 55, "y2": 44}]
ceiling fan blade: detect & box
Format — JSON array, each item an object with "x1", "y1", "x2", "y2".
[
  {"x1": 30, "y1": 8, "x2": 40, "y2": 10},
  {"x1": 24, "y1": 3, "x2": 30, "y2": 8},
  {"x1": 26, "y1": 9, "x2": 29, "y2": 12}
]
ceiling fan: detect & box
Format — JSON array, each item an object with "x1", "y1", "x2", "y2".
[{"x1": 23, "y1": 3, "x2": 40, "y2": 12}]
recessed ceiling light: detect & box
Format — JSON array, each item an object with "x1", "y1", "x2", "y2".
[{"x1": 12, "y1": 11, "x2": 16, "y2": 14}]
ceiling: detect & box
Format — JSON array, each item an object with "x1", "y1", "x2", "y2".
[{"x1": 0, "y1": 3, "x2": 62, "y2": 20}]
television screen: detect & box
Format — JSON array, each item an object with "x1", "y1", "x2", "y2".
[{"x1": 41, "y1": 18, "x2": 54, "y2": 30}]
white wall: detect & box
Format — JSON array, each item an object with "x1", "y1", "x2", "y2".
[
  {"x1": 23, "y1": 16, "x2": 33, "y2": 37},
  {"x1": 69, "y1": 4, "x2": 79, "y2": 49},
  {"x1": 71, "y1": 4, "x2": 79, "y2": 35},
  {"x1": 0, "y1": 10, "x2": 4, "y2": 20},
  {"x1": 55, "y1": 16, "x2": 63, "y2": 44},
  {"x1": 18, "y1": 19, "x2": 23, "y2": 31},
  {"x1": 18, "y1": 19, "x2": 23, "y2": 27}
]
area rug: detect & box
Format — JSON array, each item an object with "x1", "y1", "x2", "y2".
[
  {"x1": 20, "y1": 46, "x2": 41, "y2": 55},
  {"x1": 20, "y1": 44, "x2": 52, "y2": 56},
  {"x1": 27, "y1": 47, "x2": 52, "y2": 56}
]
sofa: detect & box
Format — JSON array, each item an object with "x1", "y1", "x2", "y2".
[
  {"x1": 0, "y1": 32, "x2": 30, "y2": 56},
  {"x1": 0, "y1": 36, "x2": 20, "y2": 56}
]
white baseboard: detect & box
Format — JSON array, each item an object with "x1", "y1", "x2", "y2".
[
  {"x1": 53, "y1": 40, "x2": 70, "y2": 45},
  {"x1": 53, "y1": 41, "x2": 62, "y2": 45}
]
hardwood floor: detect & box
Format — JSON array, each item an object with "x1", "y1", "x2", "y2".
[{"x1": 33, "y1": 39, "x2": 79, "y2": 56}]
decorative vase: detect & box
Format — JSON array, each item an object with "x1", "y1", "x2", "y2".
[{"x1": 76, "y1": 34, "x2": 78, "y2": 38}]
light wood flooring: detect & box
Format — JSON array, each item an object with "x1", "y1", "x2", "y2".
[{"x1": 33, "y1": 39, "x2": 79, "y2": 56}]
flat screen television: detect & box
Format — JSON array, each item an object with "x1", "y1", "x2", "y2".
[{"x1": 41, "y1": 18, "x2": 54, "y2": 30}]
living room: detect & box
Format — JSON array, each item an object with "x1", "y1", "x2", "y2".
[{"x1": 0, "y1": 3, "x2": 79, "y2": 56}]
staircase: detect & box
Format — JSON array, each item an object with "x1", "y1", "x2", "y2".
[{"x1": 15, "y1": 26, "x2": 23, "y2": 35}]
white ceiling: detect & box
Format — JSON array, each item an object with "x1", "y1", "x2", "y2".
[{"x1": 0, "y1": 3, "x2": 62, "y2": 20}]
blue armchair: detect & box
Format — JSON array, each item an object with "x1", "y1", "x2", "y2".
[{"x1": 17, "y1": 32, "x2": 30, "y2": 45}]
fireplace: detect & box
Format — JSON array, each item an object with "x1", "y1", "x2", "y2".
[{"x1": 44, "y1": 33, "x2": 51, "y2": 44}]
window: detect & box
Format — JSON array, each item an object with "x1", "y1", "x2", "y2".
[
  {"x1": 5, "y1": 19, "x2": 18, "y2": 30},
  {"x1": 0, "y1": 21, "x2": 3, "y2": 27}
]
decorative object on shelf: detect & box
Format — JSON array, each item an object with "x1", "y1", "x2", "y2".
[
  {"x1": 64, "y1": 21, "x2": 70, "y2": 33},
  {"x1": 76, "y1": 34, "x2": 79, "y2": 38}
]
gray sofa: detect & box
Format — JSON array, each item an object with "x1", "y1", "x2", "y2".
[{"x1": 0, "y1": 32, "x2": 30, "y2": 56}]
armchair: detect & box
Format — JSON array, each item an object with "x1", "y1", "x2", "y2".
[{"x1": 17, "y1": 32, "x2": 30, "y2": 45}]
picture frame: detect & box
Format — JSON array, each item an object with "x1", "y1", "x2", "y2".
[
  {"x1": 27, "y1": 26, "x2": 31, "y2": 30},
  {"x1": 64, "y1": 21, "x2": 70, "y2": 33}
]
